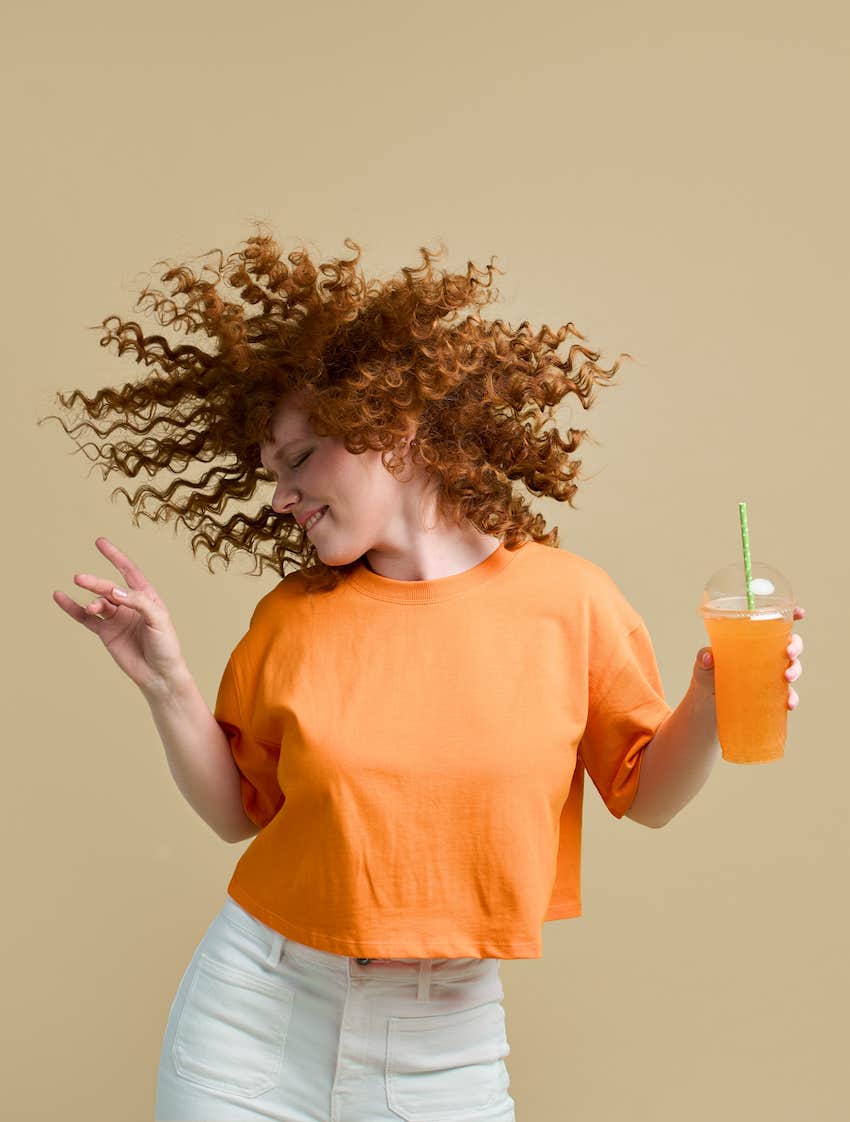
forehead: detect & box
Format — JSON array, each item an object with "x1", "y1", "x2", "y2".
[{"x1": 259, "y1": 401, "x2": 312, "y2": 462}]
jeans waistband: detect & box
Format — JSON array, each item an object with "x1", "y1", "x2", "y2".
[{"x1": 221, "y1": 895, "x2": 501, "y2": 1000}]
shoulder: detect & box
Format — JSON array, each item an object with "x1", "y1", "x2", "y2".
[
  {"x1": 222, "y1": 570, "x2": 312, "y2": 678},
  {"x1": 246, "y1": 569, "x2": 309, "y2": 626},
  {"x1": 218, "y1": 573, "x2": 311, "y2": 669},
  {"x1": 521, "y1": 541, "x2": 644, "y2": 632},
  {"x1": 518, "y1": 540, "x2": 626, "y2": 597}
]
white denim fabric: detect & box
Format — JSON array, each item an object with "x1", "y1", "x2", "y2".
[{"x1": 155, "y1": 894, "x2": 516, "y2": 1121}]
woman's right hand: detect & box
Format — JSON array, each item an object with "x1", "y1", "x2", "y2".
[{"x1": 53, "y1": 537, "x2": 190, "y2": 701}]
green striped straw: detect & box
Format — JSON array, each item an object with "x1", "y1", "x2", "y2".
[{"x1": 738, "y1": 501, "x2": 755, "y2": 611}]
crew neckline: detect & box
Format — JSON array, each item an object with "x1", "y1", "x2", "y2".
[{"x1": 348, "y1": 540, "x2": 526, "y2": 603}]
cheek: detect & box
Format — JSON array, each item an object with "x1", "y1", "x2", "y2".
[
  {"x1": 323, "y1": 447, "x2": 393, "y2": 523},
  {"x1": 331, "y1": 451, "x2": 379, "y2": 501}
]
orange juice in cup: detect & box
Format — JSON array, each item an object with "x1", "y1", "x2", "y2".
[{"x1": 699, "y1": 560, "x2": 795, "y2": 763}]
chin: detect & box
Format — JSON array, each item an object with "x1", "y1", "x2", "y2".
[{"x1": 313, "y1": 542, "x2": 362, "y2": 568}]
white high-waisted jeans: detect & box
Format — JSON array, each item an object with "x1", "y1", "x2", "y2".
[{"x1": 155, "y1": 894, "x2": 516, "y2": 1121}]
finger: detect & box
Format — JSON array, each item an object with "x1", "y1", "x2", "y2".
[
  {"x1": 788, "y1": 686, "x2": 799, "y2": 710},
  {"x1": 100, "y1": 580, "x2": 163, "y2": 627},
  {"x1": 787, "y1": 634, "x2": 803, "y2": 658},
  {"x1": 86, "y1": 597, "x2": 118, "y2": 619},
  {"x1": 785, "y1": 659, "x2": 801, "y2": 682},
  {"x1": 74, "y1": 572, "x2": 123, "y2": 599},
  {"x1": 53, "y1": 589, "x2": 113, "y2": 630},
  {"x1": 53, "y1": 588, "x2": 91, "y2": 625},
  {"x1": 95, "y1": 537, "x2": 150, "y2": 592},
  {"x1": 793, "y1": 606, "x2": 806, "y2": 620}
]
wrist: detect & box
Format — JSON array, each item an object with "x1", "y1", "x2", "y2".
[
  {"x1": 142, "y1": 665, "x2": 195, "y2": 707},
  {"x1": 686, "y1": 678, "x2": 719, "y2": 734}
]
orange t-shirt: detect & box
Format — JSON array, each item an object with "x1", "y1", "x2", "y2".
[{"x1": 214, "y1": 540, "x2": 673, "y2": 960}]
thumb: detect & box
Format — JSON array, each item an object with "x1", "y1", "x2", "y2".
[{"x1": 698, "y1": 647, "x2": 714, "y2": 671}]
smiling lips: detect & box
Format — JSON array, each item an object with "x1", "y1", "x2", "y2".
[{"x1": 303, "y1": 506, "x2": 328, "y2": 531}]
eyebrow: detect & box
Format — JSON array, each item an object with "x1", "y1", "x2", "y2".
[{"x1": 260, "y1": 438, "x2": 304, "y2": 474}]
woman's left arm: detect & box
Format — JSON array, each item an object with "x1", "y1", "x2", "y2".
[{"x1": 625, "y1": 606, "x2": 806, "y2": 829}]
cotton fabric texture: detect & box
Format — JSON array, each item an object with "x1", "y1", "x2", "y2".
[{"x1": 214, "y1": 540, "x2": 673, "y2": 960}]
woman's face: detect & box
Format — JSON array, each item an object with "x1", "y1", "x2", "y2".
[{"x1": 258, "y1": 395, "x2": 427, "y2": 568}]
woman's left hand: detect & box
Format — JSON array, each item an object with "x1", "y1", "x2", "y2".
[{"x1": 694, "y1": 605, "x2": 806, "y2": 710}]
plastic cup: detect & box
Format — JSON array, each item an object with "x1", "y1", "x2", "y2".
[{"x1": 698, "y1": 560, "x2": 796, "y2": 764}]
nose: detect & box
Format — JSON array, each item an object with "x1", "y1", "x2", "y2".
[{"x1": 271, "y1": 483, "x2": 298, "y2": 517}]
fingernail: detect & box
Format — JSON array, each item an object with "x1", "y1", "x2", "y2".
[{"x1": 112, "y1": 587, "x2": 128, "y2": 599}]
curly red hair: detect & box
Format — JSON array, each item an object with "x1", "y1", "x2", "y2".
[{"x1": 39, "y1": 224, "x2": 632, "y2": 594}]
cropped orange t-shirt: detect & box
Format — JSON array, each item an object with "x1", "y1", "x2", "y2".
[{"x1": 213, "y1": 540, "x2": 673, "y2": 960}]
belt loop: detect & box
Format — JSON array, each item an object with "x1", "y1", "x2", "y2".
[
  {"x1": 266, "y1": 931, "x2": 284, "y2": 968},
  {"x1": 416, "y1": 960, "x2": 432, "y2": 1002}
]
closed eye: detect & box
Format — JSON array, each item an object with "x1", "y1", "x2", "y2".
[{"x1": 261, "y1": 450, "x2": 311, "y2": 480}]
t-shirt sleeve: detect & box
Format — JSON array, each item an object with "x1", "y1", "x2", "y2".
[
  {"x1": 213, "y1": 651, "x2": 285, "y2": 830},
  {"x1": 579, "y1": 616, "x2": 674, "y2": 819}
]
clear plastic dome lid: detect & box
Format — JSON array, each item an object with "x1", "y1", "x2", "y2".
[{"x1": 699, "y1": 559, "x2": 795, "y2": 620}]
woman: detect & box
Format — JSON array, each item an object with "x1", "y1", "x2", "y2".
[{"x1": 48, "y1": 228, "x2": 805, "y2": 1121}]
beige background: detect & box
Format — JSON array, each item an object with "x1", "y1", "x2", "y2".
[{"x1": 4, "y1": 0, "x2": 846, "y2": 1118}]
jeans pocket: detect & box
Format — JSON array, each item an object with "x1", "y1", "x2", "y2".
[
  {"x1": 385, "y1": 997, "x2": 511, "y2": 1122},
  {"x1": 172, "y1": 952, "x2": 295, "y2": 1098}
]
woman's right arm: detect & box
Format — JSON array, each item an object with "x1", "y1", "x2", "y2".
[
  {"x1": 54, "y1": 536, "x2": 258, "y2": 844},
  {"x1": 145, "y1": 671, "x2": 261, "y2": 843}
]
